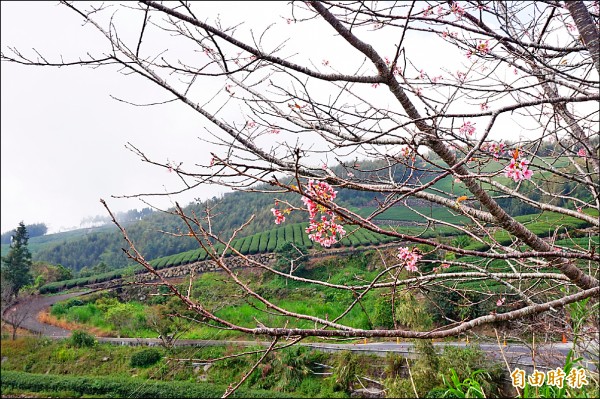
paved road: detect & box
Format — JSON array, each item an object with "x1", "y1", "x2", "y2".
[
  {"x1": 2, "y1": 291, "x2": 88, "y2": 338},
  {"x1": 4, "y1": 290, "x2": 597, "y2": 372}
]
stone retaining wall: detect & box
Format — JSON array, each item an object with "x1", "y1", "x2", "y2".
[
  {"x1": 85, "y1": 252, "x2": 277, "y2": 290},
  {"x1": 85, "y1": 242, "x2": 404, "y2": 290}
]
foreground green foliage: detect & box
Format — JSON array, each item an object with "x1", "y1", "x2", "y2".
[
  {"x1": 0, "y1": 370, "x2": 287, "y2": 398},
  {"x1": 69, "y1": 330, "x2": 96, "y2": 348},
  {"x1": 130, "y1": 348, "x2": 162, "y2": 368}
]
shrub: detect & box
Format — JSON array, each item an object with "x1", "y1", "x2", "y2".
[
  {"x1": 155, "y1": 257, "x2": 169, "y2": 268},
  {"x1": 372, "y1": 295, "x2": 394, "y2": 329},
  {"x1": 0, "y1": 370, "x2": 285, "y2": 398},
  {"x1": 292, "y1": 224, "x2": 304, "y2": 247},
  {"x1": 276, "y1": 227, "x2": 286, "y2": 248},
  {"x1": 267, "y1": 229, "x2": 278, "y2": 252},
  {"x1": 69, "y1": 330, "x2": 96, "y2": 348},
  {"x1": 248, "y1": 233, "x2": 261, "y2": 254},
  {"x1": 258, "y1": 232, "x2": 270, "y2": 252},
  {"x1": 284, "y1": 225, "x2": 295, "y2": 243},
  {"x1": 240, "y1": 236, "x2": 252, "y2": 254},
  {"x1": 130, "y1": 348, "x2": 162, "y2": 368},
  {"x1": 233, "y1": 237, "x2": 245, "y2": 252},
  {"x1": 196, "y1": 249, "x2": 207, "y2": 261}
]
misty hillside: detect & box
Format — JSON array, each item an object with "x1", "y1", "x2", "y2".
[{"x1": 14, "y1": 159, "x2": 423, "y2": 272}]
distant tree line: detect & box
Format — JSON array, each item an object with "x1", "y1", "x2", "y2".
[{"x1": 1, "y1": 223, "x2": 47, "y2": 244}]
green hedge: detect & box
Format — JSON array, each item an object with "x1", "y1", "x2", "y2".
[
  {"x1": 359, "y1": 229, "x2": 380, "y2": 245},
  {"x1": 171, "y1": 253, "x2": 186, "y2": 266},
  {"x1": 353, "y1": 229, "x2": 373, "y2": 246},
  {"x1": 292, "y1": 224, "x2": 304, "y2": 247},
  {"x1": 38, "y1": 268, "x2": 130, "y2": 294},
  {"x1": 155, "y1": 257, "x2": 169, "y2": 269},
  {"x1": 284, "y1": 225, "x2": 295, "y2": 243},
  {"x1": 195, "y1": 249, "x2": 208, "y2": 262},
  {"x1": 267, "y1": 229, "x2": 278, "y2": 252},
  {"x1": 276, "y1": 227, "x2": 286, "y2": 247},
  {"x1": 345, "y1": 229, "x2": 361, "y2": 247},
  {"x1": 249, "y1": 233, "x2": 261, "y2": 254},
  {"x1": 258, "y1": 232, "x2": 270, "y2": 252},
  {"x1": 180, "y1": 251, "x2": 195, "y2": 265},
  {"x1": 232, "y1": 237, "x2": 245, "y2": 253},
  {"x1": 240, "y1": 236, "x2": 252, "y2": 255},
  {"x1": 0, "y1": 370, "x2": 288, "y2": 398}
]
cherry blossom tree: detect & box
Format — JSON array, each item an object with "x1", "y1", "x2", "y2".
[{"x1": 3, "y1": 1, "x2": 599, "y2": 388}]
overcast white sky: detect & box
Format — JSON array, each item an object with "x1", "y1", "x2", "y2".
[
  {"x1": 1, "y1": 1, "x2": 540, "y2": 235},
  {"x1": 1, "y1": 1, "x2": 407, "y2": 234},
  {"x1": 1, "y1": 2, "x2": 278, "y2": 233}
]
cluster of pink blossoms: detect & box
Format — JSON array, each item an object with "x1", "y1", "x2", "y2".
[
  {"x1": 451, "y1": 2, "x2": 465, "y2": 18},
  {"x1": 271, "y1": 208, "x2": 286, "y2": 225},
  {"x1": 482, "y1": 142, "x2": 506, "y2": 159},
  {"x1": 397, "y1": 247, "x2": 423, "y2": 272},
  {"x1": 270, "y1": 180, "x2": 346, "y2": 247},
  {"x1": 305, "y1": 216, "x2": 346, "y2": 248},
  {"x1": 301, "y1": 180, "x2": 346, "y2": 247},
  {"x1": 477, "y1": 40, "x2": 490, "y2": 54},
  {"x1": 459, "y1": 121, "x2": 476, "y2": 136},
  {"x1": 504, "y1": 158, "x2": 534, "y2": 182}
]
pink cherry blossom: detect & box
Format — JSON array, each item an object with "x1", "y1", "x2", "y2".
[
  {"x1": 441, "y1": 263, "x2": 450, "y2": 269},
  {"x1": 496, "y1": 297, "x2": 505, "y2": 307},
  {"x1": 397, "y1": 247, "x2": 423, "y2": 272},
  {"x1": 477, "y1": 40, "x2": 490, "y2": 54},
  {"x1": 577, "y1": 148, "x2": 587, "y2": 157},
  {"x1": 271, "y1": 208, "x2": 286, "y2": 225},
  {"x1": 301, "y1": 180, "x2": 345, "y2": 247},
  {"x1": 305, "y1": 217, "x2": 346, "y2": 247},
  {"x1": 459, "y1": 121, "x2": 476, "y2": 136},
  {"x1": 451, "y1": 3, "x2": 465, "y2": 18},
  {"x1": 488, "y1": 142, "x2": 505, "y2": 160},
  {"x1": 504, "y1": 158, "x2": 534, "y2": 182},
  {"x1": 269, "y1": 128, "x2": 281, "y2": 134}
]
